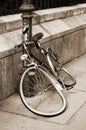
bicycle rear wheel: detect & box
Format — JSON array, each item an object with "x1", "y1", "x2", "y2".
[
  {"x1": 58, "y1": 67, "x2": 76, "y2": 89},
  {"x1": 47, "y1": 48, "x2": 76, "y2": 89},
  {"x1": 20, "y1": 65, "x2": 66, "y2": 117}
]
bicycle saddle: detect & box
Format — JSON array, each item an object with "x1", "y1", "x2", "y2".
[
  {"x1": 32, "y1": 33, "x2": 43, "y2": 49},
  {"x1": 32, "y1": 33, "x2": 43, "y2": 42}
]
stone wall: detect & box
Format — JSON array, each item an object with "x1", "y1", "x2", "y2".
[{"x1": 0, "y1": 4, "x2": 86, "y2": 100}]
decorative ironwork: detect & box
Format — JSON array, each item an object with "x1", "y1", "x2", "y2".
[{"x1": 20, "y1": 0, "x2": 34, "y2": 42}]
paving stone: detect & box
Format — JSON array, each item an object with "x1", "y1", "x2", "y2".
[
  {"x1": 0, "y1": 111, "x2": 65, "y2": 130},
  {"x1": 0, "y1": 88, "x2": 86, "y2": 124},
  {"x1": 65, "y1": 53, "x2": 86, "y2": 92},
  {"x1": 0, "y1": 102, "x2": 86, "y2": 130},
  {"x1": 65, "y1": 103, "x2": 86, "y2": 130}
]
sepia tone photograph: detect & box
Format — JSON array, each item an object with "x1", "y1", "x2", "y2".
[{"x1": 0, "y1": 0, "x2": 86, "y2": 130}]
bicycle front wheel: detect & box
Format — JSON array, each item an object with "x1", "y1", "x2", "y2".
[{"x1": 20, "y1": 65, "x2": 66, "y2": 117}]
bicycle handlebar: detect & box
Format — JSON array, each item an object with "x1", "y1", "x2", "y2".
[
  {"x1": 22, "y1": 26, "x2": 43, "y2": 49},
  {"x1": 15, "y1": 28, "x2": 43, "y2": 50}
]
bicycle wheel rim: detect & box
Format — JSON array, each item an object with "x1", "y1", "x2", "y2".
[
  {"x1": 47, "y1": 52, "x2": 76, "y2": 87},
  {"x1": 20, "y1": 66, "x2": 66, "y2": 117},
  {"x1": 58, "y1": 68, "x2": 76, "y2": 87}
]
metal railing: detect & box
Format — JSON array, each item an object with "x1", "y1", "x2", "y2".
[
  {"x1": 0, "y1": 0, "x2": 23, "y2": 16},
  {"x1": 0, "y1": 0, "x2": 86, "y2": 16},
  {"x1": 32, "y1": 0, "x2": 82, "y2": 10}
]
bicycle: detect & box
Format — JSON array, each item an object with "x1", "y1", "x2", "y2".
[{"x1": 18, "y1": 28, "x2": 76, "y2": 117}]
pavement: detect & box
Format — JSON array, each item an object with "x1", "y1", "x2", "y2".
[{"x1": 0, "y1": 53, "x2": 86, "y2": 130}]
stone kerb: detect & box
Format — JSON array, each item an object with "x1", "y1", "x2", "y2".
[{"x1": 0, "y1": 3, "x2": 86, "y2": 34}]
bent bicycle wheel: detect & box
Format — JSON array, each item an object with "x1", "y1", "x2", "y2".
[
  {"x1": 20, "y1": 66, "x2": 66, "y2": 117},
  {"x1": 47, "y1": 49, "x2": 76, "y2": 89},
  {"x1": 58, "y1": 68, "x2": 76, "y2": 89}
]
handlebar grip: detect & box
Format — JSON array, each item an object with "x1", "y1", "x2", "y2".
[{"x1": 32, "y1": 33, "x2": 43, "y2": 49}]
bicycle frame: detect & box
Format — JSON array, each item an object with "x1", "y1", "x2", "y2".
[
  {"x1": 30, "y1": 42, "x2": 61, "y2": 78},
  {"x1": 32, "y1": 33, "x2": 76, "y2": 89}
]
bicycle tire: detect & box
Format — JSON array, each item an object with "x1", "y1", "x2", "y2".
[
  {"x1": 20, "y1": 65, "x2": 66, "y2": 117},
  {"x1": 47, "y1": 49, "x2": 76, "y2": 89},
  {"x1": 58, "y1": 67, "x2": 76, "y2": 89}
]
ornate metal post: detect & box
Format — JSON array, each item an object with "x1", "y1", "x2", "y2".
[
  {"x1": 20, "y1": 0, "x2": 34, "y2": 68},
  {"x1": 20, "y1": 0, "x2": 34, "y2": 42}
]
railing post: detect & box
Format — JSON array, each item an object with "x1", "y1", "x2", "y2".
[{"x1": 20, "y1": 0, "x2": 34, "y2": 42}]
